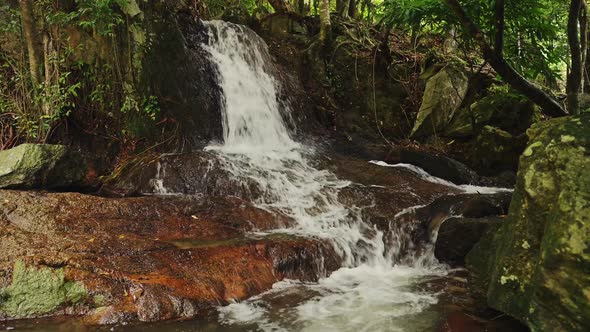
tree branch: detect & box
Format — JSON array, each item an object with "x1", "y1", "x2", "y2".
[
  {"x1": 494, "y1": 0, "x2": 505, "y2": 55},
  {"x1": 442, "y1": 0, "x2": 568, "y2": 117},
  {"x1": 568, "y1": 0, "x2": 583, "y2": 114}
]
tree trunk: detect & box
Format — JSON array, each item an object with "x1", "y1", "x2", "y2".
[
  {"x1": 268, "y1": 0, "x2": 293, "y2": 13},
  {"x1": 494, "y1": 0, "x2": 505, "y2": 55},
  {"x1": 19, "y1": 0, "x2": 42, "y2": 87},
  {"x1": 580, "y1": 1, "x2": 588, "y2": 93},
  {"x1": 319, "y1": 0, "x2": 331, "y2": 45},
  {"x1": 443, "y1": 0, "x2": 568, "y2": 117},
  {"x1": 568, "y1": 0, "x2": 583, "y2": 115},
  {"x1": 348, "y1": 0, "x2": 357, "y2": 18},
  {"x1": 337, "y1": 0, "x2": 350, "y2": 17}
]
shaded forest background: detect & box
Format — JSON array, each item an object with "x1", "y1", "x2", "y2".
[{"x1": 0, "y1": 0, "x2": 587, "y2": 168}]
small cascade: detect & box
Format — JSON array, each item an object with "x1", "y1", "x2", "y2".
[
  {"x1": 148, "y1": 161, "x2": 169, "y2": 195},
  {"x1": 193, "y1": 20, "x2": 509, "y2": 331}
]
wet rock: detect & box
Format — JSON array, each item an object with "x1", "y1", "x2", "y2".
[
  {"x1": 466, "y1": 114, "x2": 590, "y2": 331},
  {"x1": 436, "y1": 311, "x2": 528, "y2": 332},
  {"x1": 410, "y1": 192, "x2": 511, "y2": 248},
  {"x1": 435, "y1": 217, "x2": 503, "y2": 266},
  {"x1": 0, "y1": 190, "x2": 338, "y2": 323},
  {"x1": 386, "y1": 148, "x2": 480, "y2": 185},
  {"x1": 411, "y1": 66, "x2": 469, "y2": 138},
  {"x1": 100, "y1": 151, "x2": 257, "y2": 198},
  {"x1": 473, "y1": 126, "x2": 528, "y2": 174},
  {"x1": 0, "y1": 144, "x2": 88, "y2": 190}
]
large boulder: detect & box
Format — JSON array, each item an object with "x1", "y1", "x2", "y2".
[
  {"x1": 410, "y1": 66, "x2": 469, "y2": 138},
  {"x1": 395, "y1": 192, "x2": 512, "y2": 263},
  {"x1": 435, "y1": 217, "x2": 503, "y2": 266},
  {"x1": 466, "y1": 114, "x2": 590, "y2": 331},
  {"x1": 472, "y1": 126, "x2": 528, "y2": 174},
  {"x1": 0, "y1": 144, "x2": 88, "y2": 190},
  {"x1": 445, "y1": 87, "x2": 541, "y2": 138}
]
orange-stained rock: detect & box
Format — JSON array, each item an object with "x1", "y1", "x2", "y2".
[{"x1": 0, "y1": 190, "x2": 338, "y2": 323}]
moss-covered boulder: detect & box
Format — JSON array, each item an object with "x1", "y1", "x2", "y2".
[
  {"x1": 445, "y1": 86, "x2": 541, "y2": 138},
  {"x1": 410, "y1": 66, "x2": 469, "y2": 138},
  {"x1": 473, "y1": 126, "x2": 528, "y2": 173},
  {"x1": 0, "y1": 144, "x2": 87, "y2": 189},
  {"x1": 0, "y1": 261, "x2": 86, "y2": 318},
  {"x1": 466, "y1": 114, "x2": 590, "y2": 331}
]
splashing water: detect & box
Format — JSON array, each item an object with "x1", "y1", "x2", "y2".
[{"x1": 199, "y1": 21, "x2": 505, "y2": 331}]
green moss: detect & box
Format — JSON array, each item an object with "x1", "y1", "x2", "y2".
[
  {"x1": 468, "y1": 114, "x2": 590, "y2": 331},
  {"x1": 0, "y1": 261, "x2": 87, "y2": 318},
  {"x1": 523, "y1": 141, "x2": 543, "y2": 157},
  {"x1": 93, "y1": 294, "x2": 107, "y2": 307}
]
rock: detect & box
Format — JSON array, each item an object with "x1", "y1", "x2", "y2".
[
  {"x1": 466, "y1": 114, "x2": 590, "y2": 331},
  {"x1": 435, "y1": 217, "x2": 503, "y2": 266},
  {"x1": 473, "y1": 126, "x2": 528, "y2": 174},
  {"x1": 386, "y1": 148, "x2": 481, "y2": 185},
  {"x1": 445, "y1": 86, "x2": 541, "y2": 137},
  {"x1": 313, "y1": 38, "x2": 408, "y2": 140},
  {"x1": 0, "y1": 144, "x2": 88, "y2": 190},
  {"x1": 411, "y1": 66, "x2": 469, "y2": 138},
  {"x1": 100, "y1": 151, "x2": 263, "y2": 198},
  {"x1": 260, "y1": 13, "x2": 308, "y2": 42},
  {"x1": 0, "y1": 190, "x2": 340, "y2": 322},
  {"x1": 436, "y1": 311, "x2": 528, "y2": 332},
  {"x1": 141, "y1": 13, "x2": 223, "y2": 142},
  {"x1": 389, "y1": 192, "x2": 511, "y2": 263},
  {"x1": 418, "y1": 192, "x2": 511, "y2": 237}
]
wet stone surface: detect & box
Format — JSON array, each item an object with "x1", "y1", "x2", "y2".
[{"x1": 0, "y1": 190, "x2": 339, "y2": 323}]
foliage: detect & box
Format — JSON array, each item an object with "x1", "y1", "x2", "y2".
[
  {"x1": 380, "y1": 0, "x2": 569, "y2": 85},
  {"x1": 0, "y1": 0, "x2": 164, "y2": 146}
]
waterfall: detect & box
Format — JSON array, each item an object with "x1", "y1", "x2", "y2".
[
  {"x1": 203, "y1": 20, "x2": 391, "y2": 267},
  {"x1": 203, "y1": 21, "x2": 298, "y2": 154},
  {"x1": 202, "y1": 20, "x2": 446, "y2": 331}
]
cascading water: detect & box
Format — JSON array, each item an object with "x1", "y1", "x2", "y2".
[
  {"x1": 203, "y1": 20, "x2": 385, "y2": 267},
  {"x1": 199, "y1": 21, "x2": 501, "y2": 331}
]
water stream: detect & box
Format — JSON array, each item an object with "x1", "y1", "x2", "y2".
[
  {"x1": 200, "y1": 20, "x2": 453, "y2": 332},
  {"x1": 2, "y1": 20, "x2": 516, "y2": 332}
]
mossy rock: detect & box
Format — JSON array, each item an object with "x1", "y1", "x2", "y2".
[
  {"x1": 410, "y1": 65, "x2": 469, "y2": 138},
  {"x1": 0, "y1": 144, "x2": 87, "y2": 189},
  {"x1": 466, "y1": 114, "x2": 590, "y2": 331},
  {"x1": 0, "y1": 261, "x2": 86, "y2": 318},
  {"x1": 473, "y1": 126, "x2": 528, "y2": 173},
  {"x1": 445, "y1": 86, "x2": 541, "y2": 138}
]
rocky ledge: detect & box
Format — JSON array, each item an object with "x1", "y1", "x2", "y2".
[{"x1": 0, "y1": 191, "x2": 340, "y2": 323}]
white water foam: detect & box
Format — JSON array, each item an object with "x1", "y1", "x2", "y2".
[{"x1": 199, "y1": 20, "x2": 500, "y2": 331}]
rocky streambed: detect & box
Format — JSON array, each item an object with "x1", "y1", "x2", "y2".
[{"x1": 0, "y1": 148, "x2": 525, "y2": 331}]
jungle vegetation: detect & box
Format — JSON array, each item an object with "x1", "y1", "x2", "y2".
[{"x1": 0, "y1": 0, "x2": 586, "y2": 150}]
